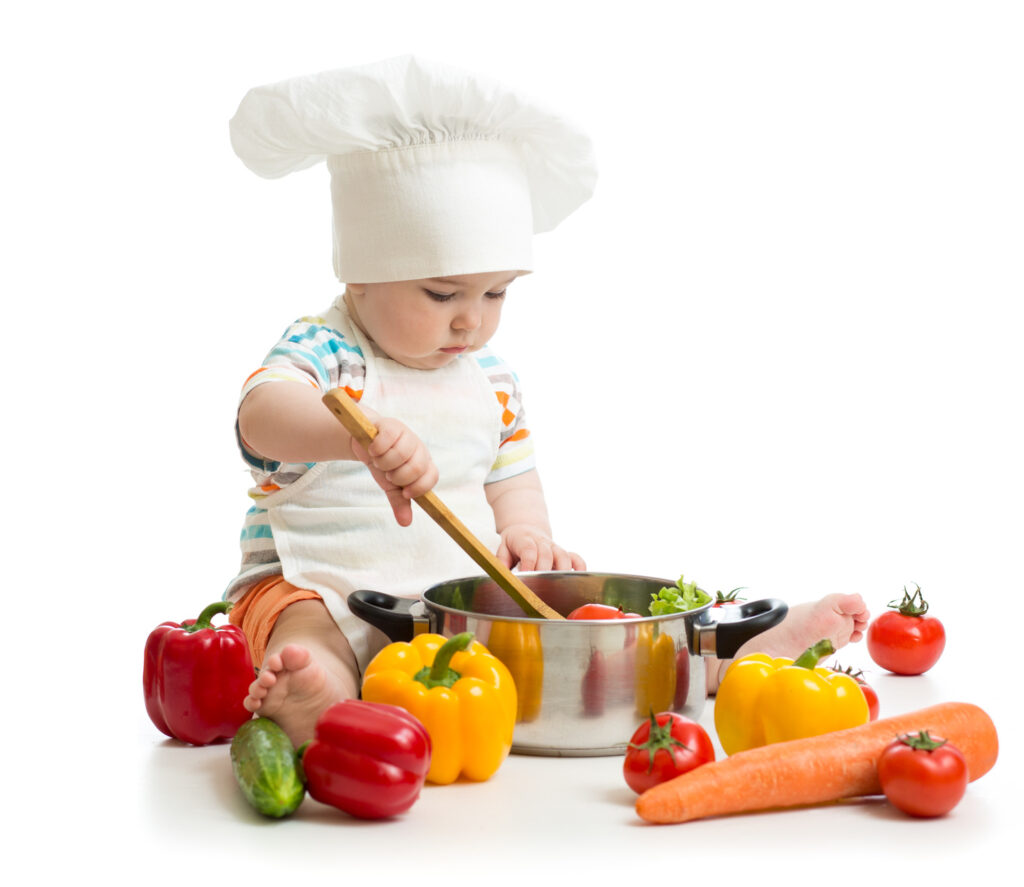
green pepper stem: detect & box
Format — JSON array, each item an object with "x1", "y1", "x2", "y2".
[
  {"x1": 414, "y1": 632, "x2": 474, "y2": 689},
  {"x1": 793, "y1": 638, "x2": 835, "y2": 669},
  {"x1": 187, "y1": 600, "x2": 234, "y2": 633},
  {"x1": 430, "y1": 632, "x2": 473, "y2": 679}
]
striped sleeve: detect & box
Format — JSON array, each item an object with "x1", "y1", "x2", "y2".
[
  {"x1": 474, "y1": 348, "x2": 537, "y2": 484},
  {"x1": 241, "y1": 315, "x2": 367, "y2": 402},
  {"x1": 237, "y1": 315, "x2": 367, "y2": 476}
]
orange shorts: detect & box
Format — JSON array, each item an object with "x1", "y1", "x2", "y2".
[{"x1": 228, "y1": 575, "x2": 322, "y2": 667}]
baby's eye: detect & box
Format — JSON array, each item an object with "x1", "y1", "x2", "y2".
[
  {"x1": 486, "y1": 289, "x2": 507, "y2": 299},
  {"x1": 425, "y1": 289, "x2": 456, "y2": 302}
]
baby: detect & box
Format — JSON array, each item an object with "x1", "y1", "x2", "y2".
[{"x1": 225, "y1": 57, "x2": 869, "y2": 747}]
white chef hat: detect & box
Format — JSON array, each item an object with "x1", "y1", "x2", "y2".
[{"x1": 229, "y1": 55, "x2": 597, "y2": 283}]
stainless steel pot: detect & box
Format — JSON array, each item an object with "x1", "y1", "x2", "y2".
[{"x1": 350, "y1": 571, "x2": 787, "y2": 756}]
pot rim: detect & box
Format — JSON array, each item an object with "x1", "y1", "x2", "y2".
[{"x1": 420, "y1": 569, "x2": 714, "y2": 623}]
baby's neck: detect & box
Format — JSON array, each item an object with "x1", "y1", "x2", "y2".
[{"x1": 340, "y1": 289, "x2": 368, "y2": 337}]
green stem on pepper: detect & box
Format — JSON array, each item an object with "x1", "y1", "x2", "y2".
[
  {"x1": 186, "y1": 600, "x2": 235, "y2": 633},
  {"x1": 792, "y1": 638, "x2": 836, "y2": 669},
  {"x1": 415, "y1": 632, "x2": 474, "y2": 689}
]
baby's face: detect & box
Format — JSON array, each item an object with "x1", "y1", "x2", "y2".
[{"x1": 345, "y1": 271, "x2": 518, "y2": 369}]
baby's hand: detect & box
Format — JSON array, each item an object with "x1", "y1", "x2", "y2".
[
  {"x1": 350, "y1": 416, "x2": 438, "y2": 526},
  {"x1": 497, "y1": 525, "x2": 586, "y2": 572}
]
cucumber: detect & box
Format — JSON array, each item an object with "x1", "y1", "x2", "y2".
[{"x1": 230, "y1": 717, "x2": 306, "y2": 818}]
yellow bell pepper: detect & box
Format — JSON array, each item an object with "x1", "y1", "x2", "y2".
[
  {"x1": 634, "y1": 623, "x2": 677, "y2": 716},
  {"x1": 713, "y1": 638, "x2": 869, "y2": 755},
  {"x1": 484, "y1": 621, "x2": 543, "y2": 723},
  {"x1": 361, "y1": 632, "x2": 517, "y2": 785}
]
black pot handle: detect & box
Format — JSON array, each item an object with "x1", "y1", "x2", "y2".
[
  {"x1": 348, "y1": 590, "x2": 418, "y2": 642},
  {"x1": 705, "y1": 597, "x2": 789, "y2": 659}
]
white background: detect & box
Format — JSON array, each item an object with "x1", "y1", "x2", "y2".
[{"x1": 4, "y1": 1, "x2": 1021, "y2": 883}]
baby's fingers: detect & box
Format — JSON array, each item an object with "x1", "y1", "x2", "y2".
[
  {"x1": 385, "y1": 489, "x2": 414, "y2": 527},
  {"x1": 495, "y1": 538, "x2": 515, "y2": 568},
  {"x1": 530, "y1": 540, "x2": 557, "y2": 572},
  {"x1": 397, "y1": 463, "x2": 439, "y2": 500},
  {"x1": 385, "y1": 451, "x2": 437, "y2": 493},
  {"x1": 551, "y1": 546, "x2": 584, "y2": 571},
  {"x1": 351, "y1": 439, "x2": 415, "y2": 525},
  {"x1": 349, "y1": 438, "x2": 371, "y2": 466},
  {"x1": 514, "y1": 538, "x2": 539, "y2": 571},
  {"x1": 367, "y1": 423, "x2": 413, "y2": 472}
]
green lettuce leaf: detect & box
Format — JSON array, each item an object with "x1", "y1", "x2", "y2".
[{"x1": 649, "y1": 575, "x2": 712, "y2": 615}]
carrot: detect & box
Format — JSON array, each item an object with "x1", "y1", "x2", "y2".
[{"x1": 635, "y1": 701, "x2": 998, "y2": 824}]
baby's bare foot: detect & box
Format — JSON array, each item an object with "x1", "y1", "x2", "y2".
[
  {"x1": 243, "y1": 644, "x2": 347, "y2": 747},
  {"x1": 740, "y1": 593, "x2": 871, "y2": 661}
]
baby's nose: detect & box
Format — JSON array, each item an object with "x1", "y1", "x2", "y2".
[{"x1": 453, "y1": 305, "x2": 482, "y2": 330}]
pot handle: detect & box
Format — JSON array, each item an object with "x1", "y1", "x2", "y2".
[
  {"x1": 698, "y1": 597, "x2": 789, "y2": 659},
  {"x1": 348, "y1": 590, "x2": 422, "y2": 643}
]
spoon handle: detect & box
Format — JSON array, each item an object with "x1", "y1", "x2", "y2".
[{"x1": 322, "y1": 388, "x2": 564, "y2": 620}]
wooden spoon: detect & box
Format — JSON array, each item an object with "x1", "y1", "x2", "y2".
[{"x1": 322, "y1": 388, "x2": 564, "y2": 620}]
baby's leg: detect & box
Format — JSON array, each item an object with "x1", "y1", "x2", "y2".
[
  {"x1": 707, "y1": 593, "x2": 870, "y2": 693},
  {"x1": 244, "y1": 599, "x2": 360, "y2": 747}
]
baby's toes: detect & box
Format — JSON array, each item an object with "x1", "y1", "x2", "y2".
[
  {"x1": 244, "y1": 676, "x2": 270, "y2": 711},
  {"x1": 261, "y1": 652, "x2": 284, "y2": 674},
  {"x1": 278, "y1": 644, "x2": 313, "y2": 672}
]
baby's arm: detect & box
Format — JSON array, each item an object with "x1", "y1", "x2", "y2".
[
  {"x1": 238, "y1": 382, "x2": 437, "y2": 526},
  {"x1": 239, "y1": 382, "x2": 361, "y2": 463},
  {"x1": 486, "y1": 470, "x2": 585, "y2": 571}
]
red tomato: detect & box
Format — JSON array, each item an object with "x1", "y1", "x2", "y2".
[
  {"x1": 858, "y1": 680, "x2": 880, "y2": 721},
  {"x1": 568, "y1": 603, "x2": 641, "y2": 620},
  {"x1": 623, "y1": 712, "x2": 715, "y2": 794},
  {"x1": 867, "y1": 584, "x2": 946, "y2": 675},
  {"x1": 878, "y1": 731, "x2": 968, "y2": 817}
]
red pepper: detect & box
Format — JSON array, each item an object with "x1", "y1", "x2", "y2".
[
  {"x1": 299, "y1": 699, "x2": 432, "y2": 819},
  {"x1": 143, "y1": 600, "x2": 255, "y2": 746}
]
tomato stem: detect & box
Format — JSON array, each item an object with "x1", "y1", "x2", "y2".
[
  {"x1": 714, "y1": 587, "x2": 747, "y2": 604},
  {"x1": 829, "y1": 661, "x2": 866, "y2": 681},
  {"x1": 889, "y1": 583, "x2": 930, "y2": 617},
  {"x1": 629, "y1": 710, "x2": 693, "y2": 773},
  {"x1": 898, "y1": 730, "x2": 948, "y2": 752}
]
